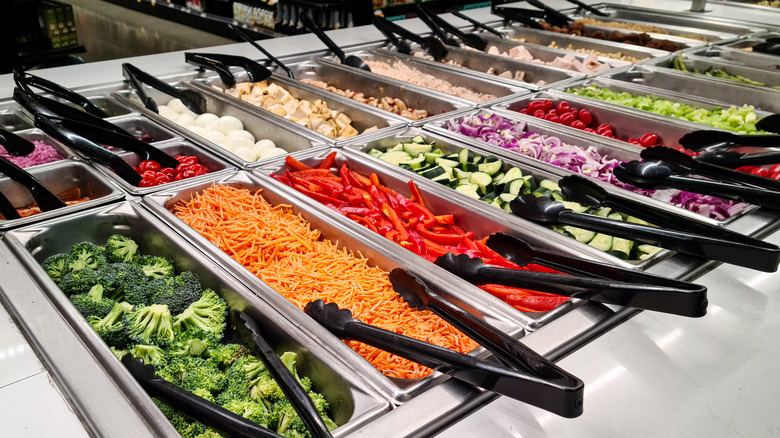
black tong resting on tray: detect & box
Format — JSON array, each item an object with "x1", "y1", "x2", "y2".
[
  {"x1": 299, "y1": 13, "x2": 371, "y2": 72},
  {"x1": 122, "y1": 312, "x2": 334, "y2": 438},
  {"x1": 435, "y1": 246, "x2": 707, "y2": 317},
  {"x1": 0, "y1": 127, "x2": 35, "y2": 157},
  {"x1": 678, "y1": 130, "x2": 779, "y2": 152},
  {"x1": 229, "y1": 24, "x2": 295, "y2": 79},
  {"x1": 0, "y1": 154, "x2": 67, "y2": 219},
  {"x1": 373, "y1": 17, "x2": 448, "y2": 61},
  {"x1": 491, "y1": 6, "x2": 546, "y2": 30},
  {"x1": 449, "y1": 10, "x2": 506, "y2": 39},
  {"x1": 305, "y1": 292, "x2": 585, "y2": 418},
  {"x1": 416, "y1": 6, "x2": 488, "y2": 50},
  {"x1": 184, "y1": 53, "x2": 272, "y2": 88},
  {"x1": 512, "y1": 174, "x2": 779, "y2": 272},
  {"x1": 697, "y1": 150, "x2": 780, "y2": 168},
  {"x1": 122, "y1": 63, "x2": 207, "y2": 115},
  {"x1": 14, "y1": 70, "x2": 109, "y2": 118}
]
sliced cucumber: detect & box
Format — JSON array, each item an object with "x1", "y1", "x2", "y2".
[
  {"x1": 424, "y1": 151, "x2": 444, "y2": 165},
  {"x1": 455, "y1": 184, "x2": 480, "y2": 199},
  {"x1": 378, "y1": 150, "x2": 413, "y2": 166},
  {"x1": 562, "y1": 201, "x2": 588, "y2": 213},
  {"x1": 478, "y1": 159, "x2": 504, "y2": 176},
  {"x1": 403, "y1": 142, "x2": 433, "y2": 156},
  {"x1": 593, "y1": 206, "x2": 612, "y2": 217},
  {"x1": 607, "y1": 212, "x2": 625, "y2": 222},
  {"x1": 489, "y1": 198, "x2": 504, "y2": 208},
  {"x1": 411, "y1": 135, "x2": 426, "y2": 144},
  {"x1": 588, "y1": 233, "x2": 613, "y2": 251},
  {"x1": 401, "y1": 155, "x2": 426, "y2": 169},
  {"x1": 389, "y1": 144, "x2": 404, "y2": 152},
  {"x1": 563, "y1": 226, "x2": 596, "y2": 243},
  {"x1": 431, "y1": 173, "x2": 452, "y2": 185},
  {"x1": 506, "y1": 179, "x2": 526, "y2": 196},
  {"x1": 610, "y1": 237, "x2": 634, "y2": 259},
  {"x1": 458, "y1": 148, "x2": 475, "y2": 164},
  {"x1": 367, "y1": 149, "x2": 383, "y2": 158},
  {"x1": 468, "y1": 172, "x2": 494, "y2": 195},
  {"x1": 502, "y1": 203, "x2": 513, "y2": 213},
  {"x1": 453, "y1": 168, "x2": 472, "y2": 179},
  {"x1": 551, "y1": 191, "x2": 565, "y2": 202},
  {"x1": 499, "y1": 193, "x2": 517, "y2": 203},
  {"x1": 539, "y1": 179, "x2": 560, "y2": 192},
  {"x1": 435, "y1": 158, "x2": 460, "y2": 169},
  {"x1": 421, "y1": 166, "x2": 447, "y2": 179},
  {"x1": 497, "y1": 167, "x2": 523, "y2": 185}
]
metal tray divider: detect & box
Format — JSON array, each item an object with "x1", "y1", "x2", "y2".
[
  {"x1": 3, "y1": 200, "x2": 392, "y2": 437},
  {"x1": 141, "y1": 169, "x2": 524, "y2": 403}
]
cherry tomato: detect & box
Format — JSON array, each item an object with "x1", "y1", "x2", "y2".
[
  {"x1": 189, "y1": 164, "x2": 209, "y2": 174},
  {"x1": 519, "y1": 109, "x2": 529, "y2": 115},
  {"x1": 160, "y1": 167, "x2": 176, "y2": 178},
  {"x1": 544, "y1": 114, "x2": 561, "y2": 123},
  {"x1": 546, "y1": 109, "x2": 558, "y2": 117},
  {"x1": 176, "y1": 156, "x2": 199, "y2": 165},
  {"x1": 583, "y1": 127, "x2": 597, "y2": 133},
  {"x1": 570, "y1": 120, "x2": 587, "y2": 130},
  {"x1": 175, "y1": 163, "x2": 192, "y2": 173},
  {"x1": 628, "y1": 139, "x2": 641, "y2": 146},
  {"x1": 750, "y1": 167, "x2": 770, "y2": 177},
  {"x1": 138, "y1": 178, "x2": 155, "y2": 187},
  {"x1": 180, "y1": 169, "x2": 198, "y2": 180},
  {"x1": 736, "y1": 166, "x2": 756, "y2": 173},
  {"x1": 532, "y1": 109, "x2": 545, "y2": 118},
  {"x1": 596, "y1": 123, "x2": 612, "y2": 135},
  {"x1": 542, "y1": 99, "x2": 553, "y2": 111},
  {"x1": 132, "y1": 166, "x2": 140, "y2": 174},
  {"x1": 555, "y1": 101, "x2": 570, "y2": 115},
  {"x1": 559, "y1": 113, "x2": 575, "y2": 126},
  {"x1": 639, "y1": 133, "x2": 659, "y2": 147},
  {"x1": 578, "y1": 109, "x2": 592, "y2": 126},
  {"x1": 528, "y1": 101, "x2": 545, "y2": 112},
  {"x1": 769, "y1": 164, "x2": 780, "y2": 177}
]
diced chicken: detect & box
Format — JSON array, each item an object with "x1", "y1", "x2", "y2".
[{"x1": 235, "y1": 82, "x2": 251, "y2": 95}]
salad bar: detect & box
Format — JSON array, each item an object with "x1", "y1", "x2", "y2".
[{"x1": 0, "y1": 2, "x2": 780, "y2": 437}]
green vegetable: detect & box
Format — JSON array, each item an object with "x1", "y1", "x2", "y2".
[
  {"x1": 42, "y1": 253, "x2": 69, "y2": 283},
  {"x1": 66, "y1": 242, "x2": 107, "y2": 272},
  {"x1": 128, "y1": 344, "x2": 167, "y2": 366},
  {"x1": 138, "y1": 255, "x2": 175, "y2": 278},
  {"x1": 105, "y1": 234, "x2": 141, "y2": 263},
  {"x1": 89, "y1": 301, "x2": 134, "y2": 349},
  {"x1": 172, "y1": 289, "x2": 227, "y2": 340},
  {"x1": 124, "y1": 304, "x2": 176, "y2": 346},
  {"x1": 69, "y1": 284, "x2": 115, "y2": 319}
]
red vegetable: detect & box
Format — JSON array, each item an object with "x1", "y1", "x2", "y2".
[
  {"x1": 578, "y1": 109, "x2": 592, "y2": 125},
  {"x1": 639, "y1": 133, "x2": 659, "y2": 147}
]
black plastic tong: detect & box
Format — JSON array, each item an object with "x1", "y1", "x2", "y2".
[
  {"x1": 562, "y1": 0, "x2": 609, "y2": 16},
  {"x1": 416, "y1": 7, "x2": 488, "y2": 50},
  {"x1": 0, "y1": 127, "x2": 35, "y2": 156},
  {"x1": 229, "y1": 24, "x2": 295, "y2": 79},
  {"x1": 121, "y1": 355, "x2": 283, "y2": 438},
  {"x1": 373, "y1": 17, "x2": 448, "y2": 61},
  {"x1": 0, "y1": 155, "x2": 67, "y2": 215},
  {"x1": 122, "y1": 63, "x2": 207, "y2": 115},
  {"x1": 304, "y1": 299, "x2": 584, "y2": 418},
  {"x1": 491, "y1": 6, "x2": 546, "y2": 30},
  {"x1": 389, "y1": 269, "x2": 584, "y2": 417},
  {"x1": 299, "y1": 13, "x2": 371, "y2": 72},
  {"x1": 449, "y1": 10, "x2": 506, "y2": 39},
  {"x1": 696, "y1": 150, "x2": 780, "y2": 168},
  {"x1": 678, "y1": 130, "x2": 779, "y2": 152},
  {"x1": 434, "y1": 252, "x2": 707, "y2": 317},
  {"x1": 414, "y1": 6, "x2": 461, "y2": 47},
  {"x1": 14, "y1": 70, "x2": 109, "y2": 118},
  {"x1": 185, "y1": 52, "x2": 273, "y2": 87},
  {"x1": 239, "y1": 313, "x2": 334, "y2": 438},
  {"x1": 373, "y1": 17, "x2": 413, "y2": 55}
]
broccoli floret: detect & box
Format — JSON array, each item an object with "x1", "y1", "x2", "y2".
[
  {"x1": 110, "y1": 346, "x2": 127, "y2": 361},
  {"x1": 153, "y1": 398, "x2": 207, "y2": 438},
  {"x1": 139, "y1": 255, "x2": 174, "y2": 279},
  {"x1": 124, "y1": 275, "x2": 165, "y2": 306},
  {"x1": 178, "y1": 356, "x2": 228, "y2": 394},
  {"x1": 153, "y1": 271, "x2": 203, "y2": 315},
  {"x1": 172, "y1": 289, "x2": 227, "y2": 339},
  {"x1": 208, "y1": 344, "x2": 251, "y2": 370},
  {"x1": 214, "y1": 356, "x2": 256, "y2": 405},
  {"x1": 222, "y1": 399, "x2": 271, "y2": 428},
  {"x1": 105, "y1": 235, "x2": 140, "y2": 263},
  {"x1": 43, "y1": 253, "x2": 69, "y2": 283},
  {"x1": 271, "y1": 400, "x2": 307, "y2": 436},
  {"x1": 89, "y1": 301, "x2": 134, "y2": 348},
  {"x1": 281, "y1": 352, "x2": 312, "y2": 392},
  {"x1": 98, "y1": 263, "x2": 146, "y2": 302},
  {"x1": 66, "y1": 242, "x2": 107, "y2": 272},
  {"x1": 307, "y1": 391, "x2": 338, "y2": 431},
  {"x1": 59, "y1": 267, "x2": 102, "y2": 296},
  {"x1": 192, "y1": 387, "x2": 216, "y2": 403},
  {"x1": 128, "y1": 344, "x2": 167, "y2": 366},
  {"x1": 124, "y1": 304, "x2": 175, "y2": 346},
  {"x1": 70, "y1": 284, "x2": 115, "y2": 319},
  {"x1": 168, "y1": 329, "x2": 213, "y2": 358},
  {"x1": 194, "y1": 428, "x2": 224, "y2": 438}
]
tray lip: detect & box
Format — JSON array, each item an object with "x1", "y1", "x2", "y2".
[
  {"x1": 141, "y1": 168, "x2": 524, "y2": 403},
  {"x1": 2, "y1": 199, "x2": 393, "y2": 436},
  {"x1": 0, "y1": 159, "x2": 126, "y2": 231}
]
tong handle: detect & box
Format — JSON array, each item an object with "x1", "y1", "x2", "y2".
[
  {"x1": 229, "y1": 25, "x2": 295, "y2": 79},
  {"x1": 0, "y1": 127, "x2": 35, "y2": 156},
  {"x1": 14, "y1": 70, "x2": 109, "y2": 118},
  {"x1": 34, "y1": 116, "x2": 142, "y2": 186},
  {"x1": 0, "y1": 191, "x2": 21, "y2": 220},
  {"x1": 300, "y1": 13, "x2": 346, "y2": 63},
  {"x1": 375, "y1": 17, "x2": 426, "y2": 45},
  {"x1": 121, "y1": 356, "x2": 282, "y2": 438},
  {"x1": 491, "y1": 6, "x2": 546, "y2": 30},
  {"x1": 698, "y1": 150, "x2": 780, "y2": 167},
  {"x1": 563, "y1": 0, "x2": 609, "y2": 16},
  {"x1": 558, "y1": 209, "x2": 780, "y2": 271},
  {"x1": 304, "y1": 300, "x2": 584, "y2": 418},
  {"x1": 523, "y1": 0, "x2": 573, "y2": 26},
  {"x1": 373, "y1": 17, "x2": 403, "y2": 47},
  {"x1": 415, "y1": 6, "x2": 456, "y2": 44},
  {"x1": 665, "y1": 174, "x2": 780, "y2": 208},
  {"x1": 450, "y1": 10, "x2": 506, "y2": 38},
  {"x1": 420, "y1": 7, "x2": 468, "y2": 40},
  {"x1": 186, "y1": 52, "x2": 272, "y2": 87},
  {"x1": 0, "y1": 155, "x2": 66, "y2": 212},
  {"x1": 240, "y1": 313, "x2": 333, "y2": 438},
  {"x1": 122, "y1": 63, "x2": 161, "y2": 113}
]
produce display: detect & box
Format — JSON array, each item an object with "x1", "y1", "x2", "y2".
[
  {"x1": 511, "y1": 98, "x2": 665, "y2": 148},
  {"x1": 299, "y1": 79, "x2": 429, "y2": 120},
  {"x1": 575, "y1": 18, "x2": 709, "y2": 42},
  {"x1": 215, "y1": 81, "x2": 378, "y2": 140},
  {"x1": 158, "y1": 99, "x2": 287, "y2": 162},
  {"x1": 538, "y1": 21, "x2": 681, "y2": 51},
  {"x1": 172, "y1": 183, "x2": 478, "y2": 379},
  {"x1": 566, "y1": 85, "x2": 769, "y2": 135},
  {"x1": 362, "y1": 59, "x2": 498, "y2": 103},
  {"x1": 546, "y1": 41, "x2": 643, "y2": 63},
  {"x1": 411, "y1": 51, "x2": 547, "y2": 86},
  {"x1": 41, "y1": 235, "x2": 339, "y2": 438},
  {"x1": 672, "y1": 53, "x2": 780, "y2": 90},
  {"x1": 757, "y1": 0, "x2": 779, "y2": 6},
  {"x1": 134, "y1": 155, "x2": 212, "y2": 187},
  {"x1": 484, "y1": 45, "x2": 612, "y2": 74},
  {"x1": 0, "y1": 140, "x2": 65, "y2": 168},
  {"x1": 273, "y1": 152, "x2": 572, "y2": 306},
  {"x1": 0, "y1": 187, "x2": 91, "y2": 220},
  {"x1": 446, "y1": 113, "x2": 748, "y2": 221},
  {"x1": 367, "y1": 138, "x2": 660, "y2": 261}
]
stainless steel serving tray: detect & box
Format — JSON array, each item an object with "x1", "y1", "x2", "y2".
[
  {"x1": 556, "y1": 77, "x2": 776, "y2": 126},
  {"x1": 424, "y1": 107, "x2": 755, "y2": 227},
  {"x1": 2, "y1": 200, "x2": 391, "y2": 437},
  {"x1": 193, "y1": 71, "x2": 404, "y2": 145},
  {"x1": 0, "y1": 160, "x2": 125, "y2": 230},
  {"x1": 572, "y1": 14, "x2": 751, "y2": 42},
  {"x1": 337, "y1": 49, "x2": 529, "y2": 107},
  {"x1": 497, "y1": 25, "x2": 671, "y2": 61},
  {"x1": 494, "y1": 89, "x2": 726, "y2": 150},
  {"x1": 685, "y1": 45, "x2": 780, "y2": 71},
  {"x1": 647, "y1": 51, "x2": 780, "y2": 90},
  {"x1": 370, "y1": 43, "x2": 584, "y2": 91},
  {"x1": 579, "y1": 4, "x2": 768, "y2": 37},
  {"x1": 285, "y1": 60, "x2": 475, "y2": 127},
  {"x1": 112, "y1": 80, "x2": 329, "y2": 169},
  {"x1": 604, "y1": 65, "x2": 780, "y2": 114},
  {"x1": 142, "y1": 170, "x2": 525, "y2": 403},
  {"x1": 572, "y1": 22, "x2": 709, "y2": 48},
  {"x1": 90, "y1": 138, "x2": 235, "y2": 196},
  {"x1": 479, "y1": 35, "x2": 632, "y2": 71}
]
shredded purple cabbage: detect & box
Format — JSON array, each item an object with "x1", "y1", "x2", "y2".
[
  {"x1": 447, "y1": 114, "x2": 748, "y2": 221},
  {"x1": 0, "y1": 140, "x2": 64, "y2": 168}
]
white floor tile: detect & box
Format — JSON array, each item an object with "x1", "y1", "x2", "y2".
[{"x1": 0, "y1": 305, "x2": 44, "y2": 389}]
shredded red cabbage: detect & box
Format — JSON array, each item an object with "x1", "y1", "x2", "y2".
[{"x1": 446, "y1": 114, "x2": 749, "y2": 220}]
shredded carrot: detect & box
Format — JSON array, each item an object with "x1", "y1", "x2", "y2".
[{"x1": 174, "y1": 184, "x2": 478, "y2": 379}]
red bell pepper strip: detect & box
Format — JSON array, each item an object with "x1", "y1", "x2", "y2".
[
  {"x1": 381, "y1": 203, "x2": 410, "y2": 241},
  {"x1": 407, "y1": 202, "x2": 437, "y2": 227},
  {"x1": 435, "y1": 215, "x2": 454, "y2": 225},
  {"x1": 347, "y1": 214, "x2": 379, "y2": 233},
  {"x1": 349, "y1": 170, "x2": 371, "y2": 188},
  {"x1": 408, "y1": 180, "x2": 426, "y2": 207},
  {"x1": 338, "y1": 206, "x2": 375, "y2": 215},
  {"x1": 285, "y1": 155, "x2": 313, "y2": 171},
  {"x1": 507, "y1": 294, "x2": 569, "y2": 312},
  {"x1": 414, "y1": 223, "x2": 470, "y2": 246},
  {"x1": 318, "y1": 151, "x2": 338, "y2": 169},
  {"x1": 309, "y1": 176, "x2": 343, "y2": 195},
  {"x1": 288, "y1": 168, "x2": 332, "y2": 177},
  {"x1": 369, "y1": 185, "x2": 389, "y2": 206}
]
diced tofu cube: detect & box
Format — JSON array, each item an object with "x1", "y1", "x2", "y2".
[
  {"x1": 338, "y1": 124, "x2": 358, "y2": 138},
  {"x1": 335, "y1": 112, "x2": 352, "y2": 129},
  {"x1": 268, "y1": 103, "x2": 287, "y2": 117},
  {"x1": 316, "y1": 123, "x2": 335, "y2": 138},
  {"x1": 235, "y1": 82, "x2": 251, "y2": 95}
]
